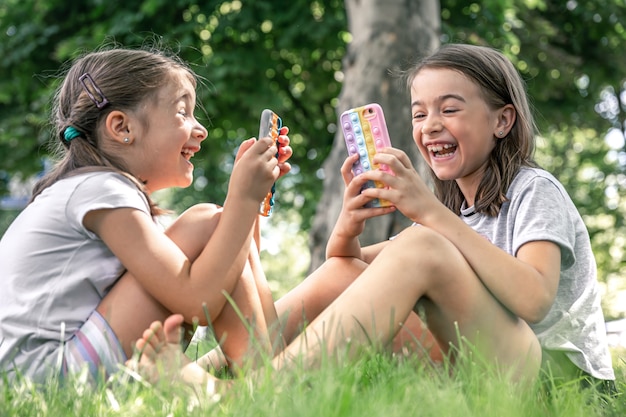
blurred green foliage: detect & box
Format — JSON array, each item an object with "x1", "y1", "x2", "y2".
[
  {"x1": 0, "y1": 0, "x2": 347, "y2": 231},
  {"x1": 1, "y1": 0, "x2": 626, "y2": 315}
]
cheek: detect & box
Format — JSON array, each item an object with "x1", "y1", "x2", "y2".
[
  {"x1": 411, "y1": 122, "x2": 420, "y2": 142},
  {"x1": 416, "y1": 144, "x2": 431, "y2": 163},
  {"x1": 412, "y1": 126, "x2": 429, "y2": 159}
]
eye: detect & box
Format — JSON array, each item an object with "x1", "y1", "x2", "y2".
[
  {"x1": 412, "y1": 111, "x2": 425, "y2": 120},
  {"x1": 442, "y1": 108, "x2": 458, "y2": 114}
]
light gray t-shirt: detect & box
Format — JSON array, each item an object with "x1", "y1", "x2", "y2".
[
  {"x1": 460, "y1": 167, "x2": 614, "y2": 380},
  {"x1": 0, "y1": 171, "x2": 150, "y2": 382}
]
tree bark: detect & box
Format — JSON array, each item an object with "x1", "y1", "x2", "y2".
[{"x1": 308, "y1": 0, "x2": 441, "y2": 271}]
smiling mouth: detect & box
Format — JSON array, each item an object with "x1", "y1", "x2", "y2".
[
  {"x1": 181, "y1": 148, "x2": 195, "y2": 160},
  {"x1": 427, "y1": 144, "x2": 457, "y2": 158}
]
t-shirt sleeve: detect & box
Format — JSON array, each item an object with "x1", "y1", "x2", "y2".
[
  {"x1": 66, "y1": 173, "x2": 151, "y2": 240},
  {"x1": 510, "y1": 175, "x2": 577, "y2": 269}
]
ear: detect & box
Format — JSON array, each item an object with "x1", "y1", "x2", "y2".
[
  {"x1": 494, "y1": 104, "x2": 516, "y2": 138},
  {"x1": 104, "y1": 110, "x2": 134, "y2": 145}
]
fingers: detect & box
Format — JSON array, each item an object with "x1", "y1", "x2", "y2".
[
  {"x1": 277, "y1": 127, "x2": 290, "y2": 146},
  {"x1": 373, "y1": 147, "x2": 413, "y2": 170},
  {"x1": 239, "y1": 124, "x2": 291, "y2": 164},
  {"x1": 275, "y1": 131, "x2": 292, "y2": 176},
  {"x1": 234, "y1": 138, "x2": 257, "y2": 163},
  {"x1": 231, "y1": 126, "x2": 293, "y2": 200},
  {"x1": 277, "y1": 145, "x2": 292, "y2": 164},
  {"x1": 340, "y1": 154, "x2": 359, "y2": 185},
  {"x1": 278, "y1": 162, "x2": 292, "y2": 178},
  {"x1": 239, "y1": 137, "x2": 279, "y2": 165},
  {"x1": 277, "y1": 128, "x2": 292, "y2": 163}
]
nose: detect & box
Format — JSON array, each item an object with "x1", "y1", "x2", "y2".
[
  {"x1": 420, "y1": 114, "x2": 443, "y2": 135},
  {"x1": 194, "y1": 120, "x2": 208, "y2": 142}
]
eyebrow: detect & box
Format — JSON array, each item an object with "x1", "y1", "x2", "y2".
[
  {"x1": 411, "y1": 93, "x2": 466, "y2": 107},
  {"x1": 172, "y1": 92, "x2": 194, "y2": 105}
]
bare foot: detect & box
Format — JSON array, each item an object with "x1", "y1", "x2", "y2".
[{"x1": 126, "y1": 314, "x2": 228, "y2": 395}]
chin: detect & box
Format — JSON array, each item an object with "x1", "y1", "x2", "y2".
[
  {"x1": 173, "y1": 170, "x2": 194, "y2": 188},
  {"x1": 433, "y1": 171, "x2": 456, "y2": 181},
  {"x1": 175, "y1": 180, "x2": 192, "y2": 189},
  {"x1": 181, "y1": 176, "x2": 194, "y2": 188}
]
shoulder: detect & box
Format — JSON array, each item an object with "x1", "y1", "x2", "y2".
[
  {"x1": 508, "y1": 167, "x2": 569, "y2": 200},
  {"x1": 511, "y1": 167, "x2": 561, "y2": 187},
  {"x1": 71, "y1": 171, "x2": 140, "y2": 189},
  {"x1": 67, "y1": 171, "x2": 150, "y2": 213}
]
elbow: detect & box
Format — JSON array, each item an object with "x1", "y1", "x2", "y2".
[
  {"x1": 517, "y1": 271, "x2": 559, "y2": 324},
  {"x1": 520, "y1": 294, "x2": 554, "y2": 325},
  {"x1": 523, "y1": 308, "x2": 549, "y2": 325}
]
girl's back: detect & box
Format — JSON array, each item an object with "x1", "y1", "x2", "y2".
[{"x1": 0, "y1": 171, "x2": 148, "y2": 381}]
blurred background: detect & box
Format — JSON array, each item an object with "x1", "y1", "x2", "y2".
[{"x1": 1, "y1": 1, "x2": 626, "y2": 338}]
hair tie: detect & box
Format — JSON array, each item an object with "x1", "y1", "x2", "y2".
[{"x1": 64, "y1": 126, "x2": 82, "y2": 142}]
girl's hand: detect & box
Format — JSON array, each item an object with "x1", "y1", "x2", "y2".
[
  {"x1": 360, "y1": 147, "x2": 441, "y2": 223},
  {"x1": 246, "y1": 126, "x2": 292, "y2": 178},
  {"x1": 332, "y1": 154, "x2": 396, "y2": 239},
  {"x1": 276, "y1": 126, "x2": 292, "y2": 178},
  {"x1": 229, "y1": 136, "x2": 280, "y2": 208}
]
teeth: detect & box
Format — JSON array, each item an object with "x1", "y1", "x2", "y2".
[
  {"x1": 182, "y1": 149, "x2": 194, "y2": 157},
  {"x1": 427, "y1": 143, "x2": 456, "y2": 158},
  {"x1": 427, "y1": 144, "x2": 455, "y2": 153}
]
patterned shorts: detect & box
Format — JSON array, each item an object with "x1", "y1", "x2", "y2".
[{"x1": 62, "y1": 310, "x2": 126, "y2": 383}]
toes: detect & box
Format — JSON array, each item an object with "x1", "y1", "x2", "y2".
[{"x1": 162, "y1": 314, "x2": 185, "y2": 344}]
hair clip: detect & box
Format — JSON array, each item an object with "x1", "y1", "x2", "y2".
[{"x1": 79, "y1": 73, "x2": 109, "y2": 109}]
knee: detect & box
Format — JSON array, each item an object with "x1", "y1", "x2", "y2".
[
  {"x1": 321, "y1": 256, "x2": 367, "y2": 273},
  {"x1": 170, "y1": 203, "x2": 222, "y2": 233},
  {"x1": 165, "y1": 203, "x2": 223, "y2": 258},
  {"x1": 306, "y1": 256, "x2": 367, "y2": 294},
  {"x1": 387, "y1": 226, "x2": 457, "y2": 275},
  {"x1": 179, "y1": 203, "x2": 222, "y2": 223}
]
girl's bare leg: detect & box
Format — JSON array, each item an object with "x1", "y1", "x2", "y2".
[
  {"x1": 274, "y1": 257, "x2": 367, "y2": 344},
  {"x1": 205, "y1": 245, "x2": 283, "y2": 370},
  {"x1": 391, "y1": 312, "x2": 444, "y2": 363},
  {"x1": 274, "y1": 256, "x2": 444, "y2": 362},
  {"x1": 97, "y1": 203, "x2": 278, "y2": 365},
  {"x1": 97, "y1": 271, "x2": 172, "y2": 358},
  {"x1": 272, "y1": 226, "x2": 542, "y2": 382}
]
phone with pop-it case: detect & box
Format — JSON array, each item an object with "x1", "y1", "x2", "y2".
[
  {"x1": 340, "y1": 103, "x2": 392, "y2": 207},
  {"x1": 258, "y1": 109, "x2": 282, "y2": 216}
]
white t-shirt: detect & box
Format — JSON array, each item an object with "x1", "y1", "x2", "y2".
[
  {"x1": 460, "y1": 167, "x2": 615, "y2": 380},
  {"x1": 0, "y1": 172, "x2": 150, "y2": 382}
]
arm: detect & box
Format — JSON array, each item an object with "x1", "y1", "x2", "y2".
[
  {"x1": 85, "y1": 136, "x2": 282, "y2": 324},
  {"x1": 251, "y1": 125, "x2": 292, "y2": 254},
  {"x1": 422, "y1": 210, "x2": 560, "y2": 323},
  {"x1": 363, "y1": 148, "x2": 560, "y2": 323},
  {"x1": 325, "y1": 153, "x2": 395, "y2": 261},
  {"x1": 253, "y1": 215, "x2": 262, "y2": 253}
]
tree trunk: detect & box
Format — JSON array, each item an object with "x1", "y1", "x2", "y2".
[{"x1": 308, "y1": 0, "x2": 441, "y2": 271}]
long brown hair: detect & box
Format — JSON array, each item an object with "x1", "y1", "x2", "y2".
[
  {"x1": 406, "y1": 43, "x2": 538, "y2": 216},
  {"x1": 31, "y1": 46, "x2": 198, "y2": 216}
]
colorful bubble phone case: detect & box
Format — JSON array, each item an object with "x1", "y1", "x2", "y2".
[
  {"x1": 340, "y1": 103, "x2": 392, "y2": 208},
  {"x1": 258, "y1": 109, "x2": 282, "y2": 216}
]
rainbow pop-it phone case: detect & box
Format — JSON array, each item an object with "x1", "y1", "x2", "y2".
[
  {"x1": 340, "y1": 103, "x2": 392, "y2": 208},
  {"x1": 258, "y1": 109, "x2": 282, "y2": 216}
]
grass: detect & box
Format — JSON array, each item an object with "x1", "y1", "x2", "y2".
[{"x1": 1, "y1": 344, "x2": 624, "y2": 417}]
